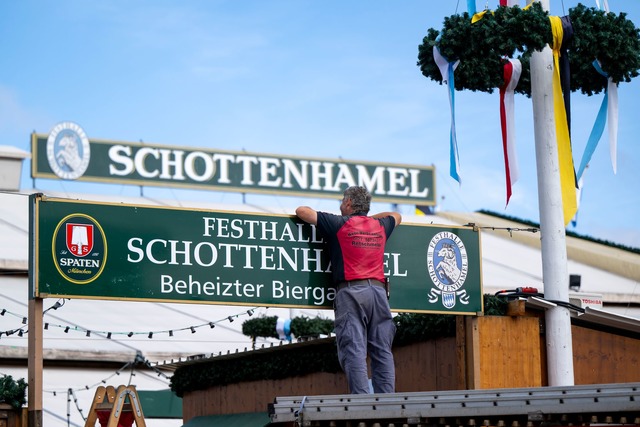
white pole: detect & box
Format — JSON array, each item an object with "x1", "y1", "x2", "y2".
[{"x1": 529, "y1": 0, "x2": 575, "y2": 386}]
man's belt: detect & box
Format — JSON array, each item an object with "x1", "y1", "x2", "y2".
[{"x1": 336, "y1": 279, "x2": 385, "y2": 291}]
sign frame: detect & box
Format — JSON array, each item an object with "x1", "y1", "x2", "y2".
[
  {"x1": 30, "y1": 194, "x2": 483, "y2": 315},
  {"x1": 31, "y1": 128, "x2": 436, "y2": 205}
]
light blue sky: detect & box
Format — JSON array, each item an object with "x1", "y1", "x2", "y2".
[{"x1": 1, "y1": 1, "x2": 639, "y2": 247}]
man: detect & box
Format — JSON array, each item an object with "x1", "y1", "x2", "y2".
[{"x1": 296, "y1": 186, "x2": 401, "y2": 394}]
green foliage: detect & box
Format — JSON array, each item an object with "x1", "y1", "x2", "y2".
[
  {"x1": 241, "y1": 315, "x2": 335, "y2": 342},
  {"x1": 570, "y1": 4, "x2": 640, "y2": 95},
  {"x1": 170, "y1": 343, "x2": 342, "y2": 397},
  {"x1": 242, "y1": 316, "x2": 280, "y2": 340},
  {"x1": 417, "y1": 3, "x2": 640, "y2": 96},
  {"x1": 392, "y1": 312, "x2": 456, "y2": 346},
  {"x1": 393, "y1": 294, "x2": 508, "y2": 346},
  {"x1": 0, "y1": 375, "x2": 27, "y2": 409},
  {"x1": 290, "y1": 316, "x2": 335, "y2": 338},
  {"x1": 171, "y1": 295, "x2": 510, "y2": 396},
  {"x1": 484, "y1": 294, "x2": 510, "y2": 316}
]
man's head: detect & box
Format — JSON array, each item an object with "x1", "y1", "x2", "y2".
[{"x1": 340, "y1": 186, "x2": 371, "y2": 215}]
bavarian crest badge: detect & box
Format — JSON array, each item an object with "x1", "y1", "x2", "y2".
[{"x1": 426, "y1": 231, "x2": 470, "y2": 309}]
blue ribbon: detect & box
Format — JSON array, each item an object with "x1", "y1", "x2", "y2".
[
  {"x1": 467, "y1": 0, "x2": 477, "y2": 15},
  {"x1": 276, "y1": 317, "x2": 293, "y2": 342},
  {"x1": 433, "y1": 45, "x2": 461, "y2": 183},
  {"x1": 283, "y1": 318, "x2": 292, "y2": 342},
  {"x1": 447, "y1": 64, "x2": 460, "y2": 183},
  {"x1": 576, "y1": 60, "x2": 608, "y2": 181}
]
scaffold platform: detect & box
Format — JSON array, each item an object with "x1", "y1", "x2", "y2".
[{"x1": 269, "y1": 382, "x2": 640, "y2": 426}]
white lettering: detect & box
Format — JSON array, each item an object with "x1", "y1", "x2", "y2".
[
  {"x1": 408, "y1": 168, "x2": 429, "y2": 197},
  {"x1": 184, "y1": 151, "x2": 215, "y2": 182},
  {"x1": 282, "y1": 159, "x2": 308, "y2": 189},
  {"x1": 258, "y1": 157, "x2": 282, "y2": 187},
  {"x1": 158, "y1": 149, "x2": 186, "y2": 180},
  {"x1": 387, "y1": 167, "x2": 409, "y2": 196},
  {"x1": 135, "y1": 147, "x2": 161, "y2": 178},
  {"x1": 108, "y1": 145, "x2": 134, "y2": 176}
]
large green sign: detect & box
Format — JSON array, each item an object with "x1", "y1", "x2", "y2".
[
  {"x1": 30, "y1": 195, "x2": 483, "y2": 314},
  {"x1": 31, "y1": 123, "x2": 435, "y2": 205}
]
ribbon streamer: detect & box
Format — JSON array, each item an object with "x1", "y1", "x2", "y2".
[
  {"x1": 595, "y1": 0, "x2": 610, "y2": 12},
  {"x1": 559, "y1": 16, "x2": 574, "y2": 136},
  {"x1": 472, "y1": 10, "x2": 488, "y2": 23},
  {"x1": 467, "y1": 0, "x2": 477, "y2": 15},
  {"x1": 276, "y1": 317, "x2": 292, "y2": 342},
  {"x1": 433, "y1": 45, "x2": 461, "y2": 183},
  {"x1": 549, "y1": 16, "x2": 578, "y2": 226},
  {"x1": 576, "y1": 60, "x2": 618, "y2": 180},
  {"x1": 570, "y1": 171, "x2": 586, "y2": 228},
  {"x1": 500, "y1": 59, "x2": 522, "y2": 206}
]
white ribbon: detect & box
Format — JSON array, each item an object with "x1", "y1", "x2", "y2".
[
  {"x1": 595, "y1": 0, "x2": 610, "y2": 12},
  {"x1": 607, "y1": 76, "x2": 618, "y2": 173}
]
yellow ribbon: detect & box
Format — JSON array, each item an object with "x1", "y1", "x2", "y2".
[
  {"x1": 471, "y1": 10, "x2": 488, "y2": 23},
  {"x1": 549, "y1": 15, "x2": 577, "y2": 226}
]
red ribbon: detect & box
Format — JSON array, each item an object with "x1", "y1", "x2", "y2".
[{"x1": 500, "y1": 59, "x2": 521, "y2": 206}]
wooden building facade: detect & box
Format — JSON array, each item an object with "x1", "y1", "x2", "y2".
[{"x1": 174, "y1": 307, "x2": 640, "y2": 423}]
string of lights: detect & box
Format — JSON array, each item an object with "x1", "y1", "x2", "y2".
[
  {"x1": 0, "y1": 305, "x2": 259, "y2": 340},
  {"x1": 40, "y1": 351, "x2": 172, "y2": 424},
  {"x1": 67, "y1": 388, "x2": 85, "y2": 422},
  {"x1": 474, "y1": 225, "x2": 540, "y2": 237}
]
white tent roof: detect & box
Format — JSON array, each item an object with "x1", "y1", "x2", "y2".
[{"x1": 1, "y1": 189, "x2": 639, "y2": 426}]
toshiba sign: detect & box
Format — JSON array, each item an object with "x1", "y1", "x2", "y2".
[{"x1": 31, "y1": 122, "x2": 435, "y2": 205}]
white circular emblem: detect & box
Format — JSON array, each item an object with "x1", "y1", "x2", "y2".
[
  {"x1": 46, "y1": 122, "x2": 91, "y2": 180},
  {"x1": 427, "y1": 231, "x2": 469, "y2": 292}
]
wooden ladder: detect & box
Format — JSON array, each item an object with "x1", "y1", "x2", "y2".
[{"x1": 84, "y1": 385, "x2": 146, "y2": 427}]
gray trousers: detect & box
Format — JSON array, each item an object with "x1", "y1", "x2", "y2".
[{"x1": 334, "y1": 281, "x2": 396, "y2": 394}]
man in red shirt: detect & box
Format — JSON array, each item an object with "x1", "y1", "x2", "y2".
[{"x1": 296, "y1": 186, "x2": 401, "y2": 394}]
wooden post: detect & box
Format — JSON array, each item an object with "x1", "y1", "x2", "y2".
[{"x1": 27, "y1": 298, "x2": 43, "y2": 427}]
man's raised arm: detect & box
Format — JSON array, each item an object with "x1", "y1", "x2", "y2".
[
  {"x1": 371, "y1": 211, "x2": 402, "y2": 226},
  {"x1": 295, "y1": 206, "x2": 318, "y2": 225}
]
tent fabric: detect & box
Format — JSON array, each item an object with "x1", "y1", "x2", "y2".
[
  {"x1": 182, "y1": 412, "x2": 270, "y2": 427},
  {"x1": 137, "y1": 389, "x2": 182, "y2": 419}
]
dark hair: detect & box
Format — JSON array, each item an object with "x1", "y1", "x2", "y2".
[{"x1": 344, "y1": 186, "x2": 371, "y2": 213}]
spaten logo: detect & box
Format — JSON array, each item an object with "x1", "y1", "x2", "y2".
[{"x1": 52, "y1": 214, "x2": 107, "y2": 284}]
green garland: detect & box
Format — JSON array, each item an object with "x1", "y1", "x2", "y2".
[
  {"x1": 417, "y1": 3, "x2": 640, "y2": 96},
  {"x1": 169, "y1": 296, "x2": 510, "y2": 397},
  {"x1": 241, "y1": 315, "x2": 335, "y2": 342},
  {"x1": 171, "y1": 294, "x2": 508, "y2": 397},
  {"x1": 0, "y1": 375, "x2": 27, "y2": 409}
]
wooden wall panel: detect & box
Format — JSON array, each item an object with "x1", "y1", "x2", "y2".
[
  {"x1": 474, "y1": 316, "x2": 543, "y2": 389},
  {"x1": 572, "y1": 325, "x2": 640, "y2": 384},
  {"x1": 394, "y1": 340, "x2": 437, "y2": 392},
  {"x1": 181, "y1": 316, "x2": 640, "y2": 423}
]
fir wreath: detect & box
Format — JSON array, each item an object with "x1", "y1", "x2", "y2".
[{"x1": 417, "y1": 3, "x2": 640, "y2": 96}]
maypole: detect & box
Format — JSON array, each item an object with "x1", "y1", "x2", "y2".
[
  {"x1": 418, "y1": 0, "x2": 640, "y2": 387},
  {"x1": 529, "y1": 0, "x2": 575, "y2": 386}
]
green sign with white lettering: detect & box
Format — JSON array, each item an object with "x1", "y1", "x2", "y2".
[
  {"x1": 30, "y1": 195, "x2": 483, "y2": 314},
  {"x1": 31, "y1": 124, "x2": 435, "y2": 205}
]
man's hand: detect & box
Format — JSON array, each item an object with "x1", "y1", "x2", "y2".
[{"x1": 296, "y1": 206, "x2": 318, "y2": 225}]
